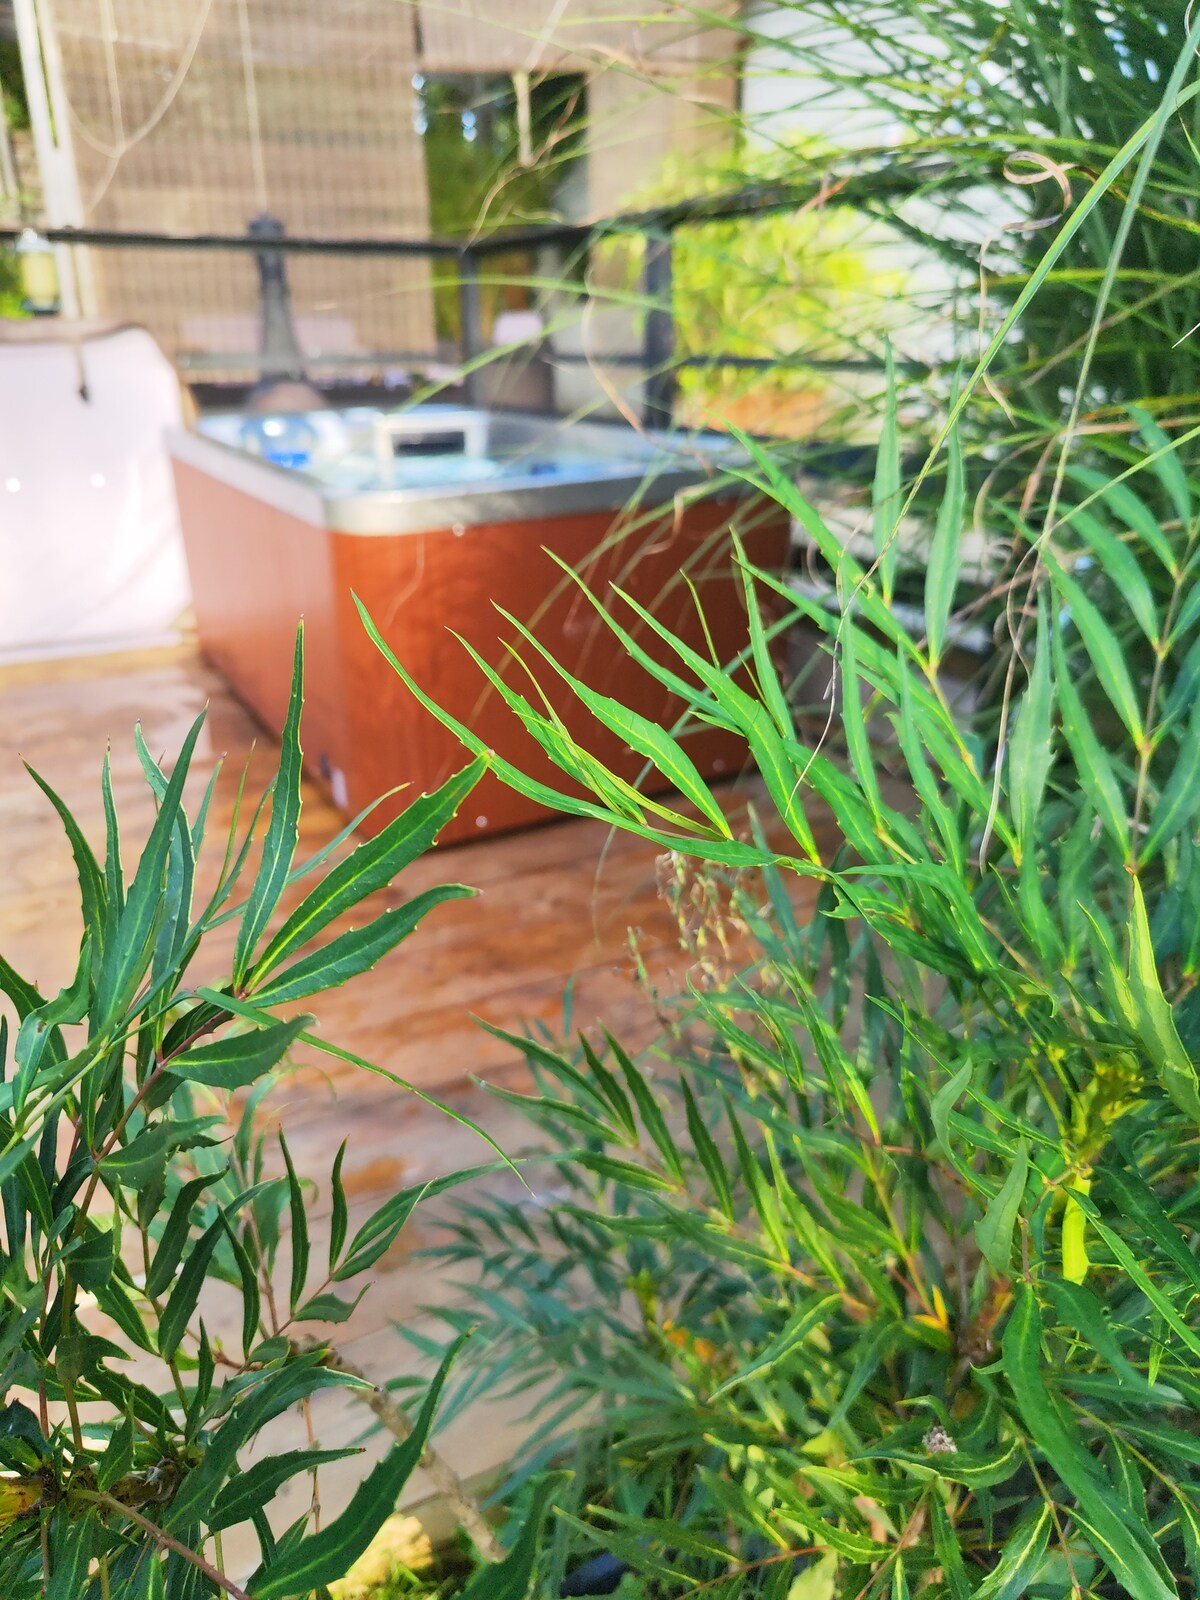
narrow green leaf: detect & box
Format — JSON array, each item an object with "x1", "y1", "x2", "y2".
[
  {"x1": 334, "y1": 1165, "x2": 492, "y2": 1281},
  {"x1": 13, "y1": 936, "x2": 89, "y2": 1106},
  {"x1": 453, "y1": 1472, "x2": 565, "y2": 1600},
  {"x1": 1127, "y1": 878, "x2": 1200, "y2": 1121},
  {"x1": 1046, "y1": 549, "x2": 1144, "y2": 741},
  {"x1": 201, "y1": 989, "x2": 520, "y2": 1179},
  {"x1": 486, "y1": 1085, "x2": 620, "y2": 1148},
  {"x1": 234, "y1": 626, "x2": 304, "y2": 984},
  {"x1": 1052, "y1": 621, "x2": 1131, "y2": 858},
  {"x1": 97, "y1": 1408, "x2": 135, "y2": 1490},
  {"x1": 95, "y1": 710, "x2": 206, "y2": 1027},
  {"x1": 251, "y1": 759, "x2": 485, "y2": 983},
  {"x1": 358, "y1": 592, "x2": 767, "y2": 868},
  {"x1": 0, "y1": 953, "x2": 47, "y2": 1029},
  {"x1": 135, "y1": 723, "x2": 198, "y2": 980},
  {"x1": 44, "y1": 1509, "x2": 97, "y2": 1600},
  {"x1": 570, "y1": 1151, "x2": 677, "y2": 1193},
  {"x1": 492, "y1": 604, "x2": 733, "y2": 837},
  {"x1": 100, "y1": 748, "x2": 124, "y2": 923},
  {"x1": 1066, "y1": 463, "x2": 1177, "y2": 575},
  {"x1": 1003, "y1": 1286, "x2": 1174, "y2": 1600},
  {"x1": 838, "y1": 620, "x2": 883, "y2": 819},
  {"x1": 99, "y1": 1117, "x2": 220, "y2": 1191},
  {"x1": 146, "y1": 1172, "x2": 222, "y2": 1299},
  {"x1": 872, "y1": 339, "x2": 900, "y2": 604},
  {"x1": 1098, "y1": 1167, "x2": 1200, "y2": 1298},
  {"x1": 925, "y1": 407, "x2": 964, "y2": 664},
  {"x1": 577, "y1": 1034, "x2": 636, "y2": 1138},
  {"x1": 1130, "y1": 405, "x2": 1192, "y2": 531},
  {"x1": 279, "y1": 1133, "x2": 309, "y2": 1315},
  {"x1": 24, "y1": 764, "x2": 106, "y2": 976},
  {"x1": 476, "y1": 1019, "x2": 614, "y2": 1112},
  {"x1": 1058, "y1": 501, "x2": 1159, "y2": 643},
  {"x1": 93, "y1": 1275, "x2": 155, "y2": 1358},
  {"x1": 209, "y1": 1447, "x2": 359, "y2": 1533},
  {"x1": 1143, "y1": 695, "x2": 1200, "y2": 860},
  {"x1": 166, "y1": 1016, "x2": 310, "y2": 1092},
  {"x1": 251, "y1": 1336, "x2": 466, "y2": 1600},
  {"x1": 730, "y1": 428, "x2": 918, "y2": 660},
  {"x1": 974, "y1": 1140, "x2": 1028, "y2": 1273},
  {"x1": 1173, "y1": 1486, "x2": 1200, "y2": 1586},
  {"x1": 970, "y1": 1502, "x2": 1052, "y2": 1600},
  {"x1": 1045, "y1": 1277, "x2": 1151, "y2": 1391},
  {"x1": 445, "y1": 625, "x2": 697, "y2": 831},
  {"x1": 711, "y1": 1293, "x2": 840, "y2": 1399},
  {"x1": 744, "y1": 709, "x2": 821, "y2": 861},
  {"x1": 293, "y1": 1289, "x2": 362, "y2": 1324},
  {"x1": 735, "y1": 528, "x2": 795, "y2": 738},
  {"x1": 897, "y1": 665, "x2": 962, "y2": 871},
  {"x1": 681, "y1": 1078, "x2": 735, "y2": 1220},
  {"x1": 328, "y1": 1141, "x2": 349, "y2": 1272},
  {"x1": 159, "y1": 1214, "x2": 225, "y2": 1360},
  {"x1": 930, "y1": 1495, "x2": 969, "y2": 1600},
  {"x1": 166, "y1": 1356, "x2": 365, "y2": 1531},
  {"x1": 249, "y1": 885, "x2": 473, "y2": 1006},
  {"x1": 604, "y1": 1030, "x2": 684, "y2": 1184},
  {"x1": 221, "y1": 1214, "x2": 262, "y2": 1358},
  {"x1": 1008, "y1": 598, "x2": 1055, "y2": 855}
]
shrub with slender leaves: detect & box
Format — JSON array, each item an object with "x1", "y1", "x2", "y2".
[
  {"x1": 734, "y1": 0, "x2": 1200, "y2": 428},
  {"x1": 365, "y1": 399, "x2": 1200, "y2": 1597},
  {"x1": 0, "y1": 631, "x2": 555, "y2": 1599}
]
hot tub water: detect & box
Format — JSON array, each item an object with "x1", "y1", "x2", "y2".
[{"x1": 200, "y1": 403, "x2": 731, "y2": 507}]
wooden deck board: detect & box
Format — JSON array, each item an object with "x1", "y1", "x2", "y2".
[{"x1": 0, "y1": 642, "x2": 821, "y2": 1561}]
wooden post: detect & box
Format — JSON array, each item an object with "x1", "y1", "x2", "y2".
[{"x1": 642, "y1": 232, "x2": 676, "y2": 430}]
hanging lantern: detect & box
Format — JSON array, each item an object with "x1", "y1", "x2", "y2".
[{"x1": 16, "y1": 229, "x2": 60, "y2": 315}]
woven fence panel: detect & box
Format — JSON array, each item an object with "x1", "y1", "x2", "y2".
[{"x1": 45, "y1": 0, "x2": 435, "y2": 367}]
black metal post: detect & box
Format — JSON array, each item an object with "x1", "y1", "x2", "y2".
[
  {"x1": 249, "y1": 213, "x2": 307, "y2": 382},
  {"x1": 642, "y1": 232, "x2": 676, "y2": 430},
  {"x1": 458, "y1": 247, "x2": 484, "y2": 408}
]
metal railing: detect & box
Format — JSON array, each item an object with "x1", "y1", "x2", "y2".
[{"x1": 0, "y1": 156, "x2": 946, "y2": 427}]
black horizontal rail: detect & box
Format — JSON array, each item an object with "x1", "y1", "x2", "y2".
[
  {"x1": 0, "y1": 225, "x2": 464, "y2": 258},
  {"x1": 11, "y1": 153, "x2": 957, "y2": 428},
  {"x1": 0, "y1": 154, "x2": 959, "y2": 262},
  {"x1": 545, "y1": 352, "x2": 929, "y2": 374},
  {"x1": 175, "y1": 349, "x2": 445, "y2": 370},
  {"x1": 465, "y1": 157, "x2": 960, "y2": 253}
]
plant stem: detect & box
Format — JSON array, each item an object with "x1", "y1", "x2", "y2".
[
  {"x1": 320, "y1": 1347, "x2": 505, "y2": 1564},
  {"x1": 81, "y1": 1491, "x2": 253, "y2": 1600}
]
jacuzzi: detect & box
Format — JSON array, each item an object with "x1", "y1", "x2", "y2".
[{"x1": 168, "y1": 405, "x2": 789, "y2": 843}]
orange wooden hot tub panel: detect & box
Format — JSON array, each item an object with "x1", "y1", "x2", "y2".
[{"x1": 173, "y1": 460, "x2": 789, "y2": 843}]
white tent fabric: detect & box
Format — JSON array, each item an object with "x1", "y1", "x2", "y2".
[{"x1": 0, "y1": 322, "x2": 191, "y2": 663}]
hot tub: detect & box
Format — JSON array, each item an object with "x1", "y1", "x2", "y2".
[{"x1": 168, "y1": 404, "x2": 789, "y2": 842}]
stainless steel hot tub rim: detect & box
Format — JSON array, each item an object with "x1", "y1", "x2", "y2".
[{"x1": 166, "y1": 406, "x2": 754, "y2": 537}]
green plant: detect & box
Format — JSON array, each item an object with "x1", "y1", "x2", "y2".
[
  {"x1": 420, "y1": 72, "x2": 587, "y2": 342},
  {"x1": 0, "y1": 631, "x2": 552, "y2": 1598},
  {"x1": 732, "y1": 0, "x2": 1200, "y2": 437},
  {"x1": 0, "y1": 39, "x2": 30, "y2": 132},
  {"x1": 362, "y1": 387, "x2": 1200, "y2": 1596},
  {"x1": 591, "y1": 141, "x2": 911, "y2": 436}
]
